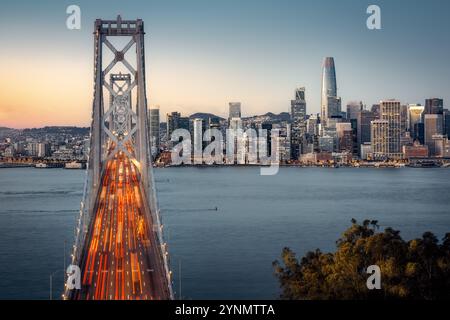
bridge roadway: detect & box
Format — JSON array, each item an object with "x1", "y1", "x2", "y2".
[{"x1": 73, "y1": 151, "x2": 169, "y2": 300}]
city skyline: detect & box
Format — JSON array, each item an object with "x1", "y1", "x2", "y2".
[{"x1": 1, "y1": 0, "x2": 450, "y2": 129}]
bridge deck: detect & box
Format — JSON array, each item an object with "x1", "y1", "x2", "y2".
[{"x1": 74, "y1": 151, "x2": 169, "y2": 300}]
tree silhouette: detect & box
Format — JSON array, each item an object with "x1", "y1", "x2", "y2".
[{"x1": 273, "y1": 219, "x2": 450, "y2": 300}]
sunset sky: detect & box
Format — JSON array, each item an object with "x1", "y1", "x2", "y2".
[{"x1": 1, "y1": 0, "x2": 450, "y2": 128}]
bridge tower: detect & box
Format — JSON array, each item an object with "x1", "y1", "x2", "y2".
[{"x1": 67, "y1": 16, "x2": 173, "y2": 300}]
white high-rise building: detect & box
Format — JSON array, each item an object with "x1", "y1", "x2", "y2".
[
  {"x1": 192, "y1": 118, "x2": 203, "y2": 163},
  {"x1": 380, "y1": 100, "x2": 401, "y2": 155}
]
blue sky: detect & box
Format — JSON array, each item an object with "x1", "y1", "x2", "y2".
[{"x1": 1, "y1": 0, "x2": 450, "y2": 127}]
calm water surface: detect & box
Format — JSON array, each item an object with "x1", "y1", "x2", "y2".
[{"x1": 0, "y1": 167, "x2": 449, "y2": 299}]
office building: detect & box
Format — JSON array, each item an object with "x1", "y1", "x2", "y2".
[
  {"x1": 444, "y1": 110, "x2": 450, "y2": 139},
  {"x1": 346, "y1": 101, "x2": 363, "y2": 120},
  {"x1": 371, "y1": 119, "x2": 389, "y2": 159},
  {"x1": 424, "y1": 114, "x2": 443, "y2": 156},
  {"x1": 149, "y1": 106, "x2": 160, "y2": 157},
  {"x1": 336, "y1": 122, "x2": 353, "y2": 153},
  {"x1": 192, "y1": 118, "x2": 203, "y2": 162},
  {"x1": 425, "y1": 98, "x2": 444, "y2": 115},
  {"x1": 261, "y1": 123, "x2": 273, "y2": 156},
  {"x1": 37, "y1": 143, "x2": 50, "y2": 157},
  {"x1": 431, "y1": 135, "x2": 450, "y2": 158},
  {"x1": 414, "y1": 123, "x2": 425, "y2": 144},
  {"x1": 380, "y1": 100, "x2": 401, "y2": 154},
  {"x1": 408, "y1": 104, "x2": 424, "y2": 139},
  {"x1": 356, "y1": 110, "x2": 377, "y2": 155},
  {"x1": 290, "y1": 87, "x2": 307, "y2": 159},
  {"x1": 319, "y1": 135, "x2": 334, "y2": 153}
]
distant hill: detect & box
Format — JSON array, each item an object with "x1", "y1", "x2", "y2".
[
  {"x1": 263, "y1": 112, "x2": 290, "y2": 122},
  {"x1": 243, "y1": 112, "x2": 291, "y2": 122},
  {"x1": 22, "y1": 126, "x2": 89, "y2": 135},
  {"x1": 0, "y1": 127, "x2": 14, "y2": 135},
  {"x1": 189, "y1": 113, "x2": 224, "y2": 121}
]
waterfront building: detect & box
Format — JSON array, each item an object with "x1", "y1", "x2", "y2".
[
  {"x1": 403, "y1": 141, "x2": 429, "y2": 159},
  {"x1": 371, "y1": 119, "x2": 389, "y2": 159},
  {"x1": 360, "y1": 142, "x2": 372, "y2": 160},
  {"x1": 432, "y1": 135, "x2": 450, "y2": 158},
  {"x1": 37, "y1": 143, "x2": 50, "y2": 158}
]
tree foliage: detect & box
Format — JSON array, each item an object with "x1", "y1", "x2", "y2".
[{"x1": 273, "y1": 219, "x2": 450, "y2": 300}]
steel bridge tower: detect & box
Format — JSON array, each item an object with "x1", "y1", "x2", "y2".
[{"x1": 66, "y1": 16, "x2": 173, "y2": 300}]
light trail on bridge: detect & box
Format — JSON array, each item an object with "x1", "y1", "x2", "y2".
[{"x1": 73, "y1": 149, "x2": 169, "y2": 300}]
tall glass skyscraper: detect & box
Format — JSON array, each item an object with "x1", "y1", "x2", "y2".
[
  {"x1": 408, "y1": 104, "x2": 425, "y2": 139},
  {"x1": 291, "y1": 87, "x2": 307, "y2": 159},
  {"x1": 321, "y1": 57, "x2": 338, "y2": 123}
]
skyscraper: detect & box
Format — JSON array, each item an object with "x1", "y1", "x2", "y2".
[
  {"x1": 380, "y1": 100, "x2": 401, "y2": 156},
  {"x1": 424, "y1": 114, "x2": 444, "y2": 156},
  {"x1": 346, "y1": 101, "x2": 363, "y2": 120},
  {"x1": 37, "y1": 142, "x2": 50, "y2": 158},
  {"x1": 290, "y1": 87, "x2": 307, "y2": 159},
  {"x1": 261, "y1": 123, "x2": 273, "y2": 157},
  {"x1": 192, "y1": 118, "x2": 203, "y2": 162},
  {"x1": 414, "y1": 123, "x2": 425, "y2": 145},
  {"x1": 408, "y1": 104, "x2": 424, "y2": 139},
  {"x1": 336, "y1": 122, "x2": 353, "y2": 153},
  {"x1": 320, "y1": 57, "x2": 339, "y2": 125},
  {"x1": 167, "y1": 112, "x2": 189, "y2": 137},
  {"x1": 149, "y1": 106, "x2": 160, "y2": 157},
  {"x1": 400, "y1": 104, "x2": 408, "y2": 134},
  {"x1": 444, "y1": 110, "x2": 450, "y2": 139},
  {"x1": 356, "y1": 110, "x2": 377, "y2": 155},
  {"x1": 371, "y1": 119, "x2": 389, "y2": 159},
  {"x1": 425, "y1": 98, "x2": 444, "y2": 115},
  {"x1": 166, "y1": 112, "x2": 180, "y2": 137}
]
